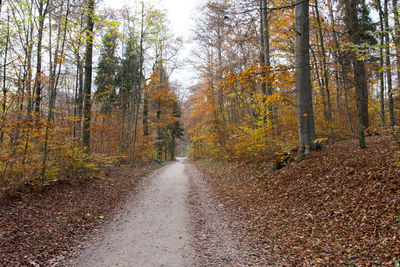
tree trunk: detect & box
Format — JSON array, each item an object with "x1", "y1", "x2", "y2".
[
  {"x1": 295, "y1": 0, "x2": 316, "y2": 157},
  {"x1": 142, "y1": 88, "x2": 149, "y2": 145},
  {"x1": 129, "y1": 3, "x2": 144, "y2": 166},
  {"x1": 33, "y1": 0, "x2": 48, "y2": 117},
  {"x1": 386, "y1": 0, "x2": 395, "y2": 127},
  {"x1": 314, "y1": 0, "x2": 332, "y2": 122},
  {"x1": 393, "y1": 0, "x2": 400, "y2": 126},
  {"x1": 22, "y1": 8, "x2": 34, "y2": 169},
  {"x1": 82, "y1": 0, "x2": 95, "y2": 152},
  {"x1": 260, "y1": 0, "x2": 273, "y2": 122},
  {"x1": 376, "y1": 0, "x2": 386, "y2": 127},
  {"x1": 157, "y1": 98, "x2": 162, "y2": 160},
  {"x1": 345, "y1": 0, "x2": 367, "y2": 148},
  {"x1": 0, "y1": 12, "x2": 10, "y2": 145}
]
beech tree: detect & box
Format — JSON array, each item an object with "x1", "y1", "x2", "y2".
[
  {"x1": 33, "y1": 0, "x2": 50, "y2": 116},
  {"x1": 344, "y1": 0, "x2": 367, "y2": 148},
  {"x1": 82, "y1": 0, "x2": 94, "y2": 152},
  {"x1": 295, "y1": 0, "x2": 316, "y2": 156}
]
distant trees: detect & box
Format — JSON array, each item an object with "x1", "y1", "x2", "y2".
[{"x1": 0, "y1": 0, "x2": 184, "y2": 187}]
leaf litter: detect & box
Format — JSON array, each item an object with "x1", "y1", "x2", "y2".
[
  {"x1": 193, "y1": 136, "x2": 400, "y2": 265},
  {"x1": 0, "y1": 162, "x2": 160, "y2": 266}
]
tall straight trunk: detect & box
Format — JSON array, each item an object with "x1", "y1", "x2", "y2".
[
  {"x1": 314, "y1": 0, "x2": 332, "y2": 122},
  {"x1": 295, "y1": 0, "x2": 316, "y2": 156},
  {"x1": 120, "y1": 105, "x2": 126, "y2": 152},
  {"x1": 260, "y1": 0, "x2": 273, "y2": 122},
  {"x1": 215, "y1": 20, "x2": 227, "y2": 142},
  {"x1": 156, "y1": 98, "x2": 162, "y2": 160},
  {"x1": 82, "y1": 0, "x2": 95, "y2": 152},
  {"x1": 140, "y1": 91, "x2": 148, "y2": 157},
  {"x1": 380, "y1": 44, "x2": 386, "y2": 126},
  {"x1": 142, "y1": 89, "x2": 149, "y2": 145},
  {"x1": 78, "y1": 59, "x2": 84, "y2": 123},
  {"x1": 22, "y1": 6, "x2": 34, "y2": 169},
  {"x1": 393, "y1": 0, "x2": 400, "y2": 125},
  {"x1": 170, "y1": 137, "x2": 176, "y2": 160},
  {"x1": 74, "y1": 12, "x2": 85, "y2": 140},
  {"x1": 129, "y1": 3, "x2": 144, "y2": 166},
  {"x1": 386, "y1": 0, "x2": 396, "y2": 127},
  {"x1": 345, "y1": 0, "x2": 367, "y2": 148},
  {"x1": 0, "y1": 12, "x2": 10, "y2": 145},
  {"x1": 33, "y1": 0, "x2": 48, "y2": 116},
  {"x1": 73, "y1": 55, "x2": 79, "y2": 138},
  {"x1": 155, "y1": 57, "x2": 166, "y2": 162},
  {"x1": 376, "y1": 0, "x2": 386, "y2": 126},
  {"x1": 26, "y1": 22, "x2": 34, "y2": 116}
]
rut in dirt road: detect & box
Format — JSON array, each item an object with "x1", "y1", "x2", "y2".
[{"x1": 72, "y1": 158, "x2": 193, "y2": 266}]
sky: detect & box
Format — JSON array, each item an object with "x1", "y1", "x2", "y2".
[{"x1": 102, "y1": 0, "x2": 204, "y2": 95}]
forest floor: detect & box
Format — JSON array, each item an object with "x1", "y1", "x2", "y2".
[
  {"x1": 0, "y1": 161, "x2": 162, "y2": 266},
  {"x1": 1, "y1": 135, "x2": 399, "y2": 266},
  {"x1": 194, "y1": 135, "x2": 400, "y2": 265}
]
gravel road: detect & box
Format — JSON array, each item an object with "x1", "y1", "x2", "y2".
[{"x1": 68, "y1": 158, "x2": 246, "y2": 267}]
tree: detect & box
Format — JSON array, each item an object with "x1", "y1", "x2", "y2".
[
  {"x1": 344, "y1": 0, "x2": 367, "y2": 148},
  {"x1": 95, "y1": 29, "x2": 118, "y2": 114},
  {"x1": 33, "y1": 0, "x2": 50, "y2": 116},
  {"x1": 82, "y1": 0, "x2": 95, "y2": 152},
  {"x1": 128, "y1": 3, "x2": 145, "y2": 166},
  {"x1": 314, "y1": 0, "x2": 332, "y2": 123},
  {"x1": 167, "y1": 99, "x2": 184, "y2": 160},
  {"x1": 295, "y1": 0, "x2": 316, "y2": 156},
  {"x1": 385, "y1": 0, "x2": 395, "y2": 127},
  {"x1": 375, "y1": 0, "x2": 386, "y2": 127},
  {"x1": 118, "y1": 32, "x2": 140, "y2": 151},
  {"x1": 260, "y1": 0, "x2": 273, "y2": 122},
  {"x1": 393, "y1": 0, "x2": 400, "y2": 127}
]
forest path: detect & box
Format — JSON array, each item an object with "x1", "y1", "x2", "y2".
[
  {"x1": 72, "y1": 158, "x2": 194, "y2": 266},
  {"x1": 69, "y1": 158, "x2": 247, "y2": 266}
]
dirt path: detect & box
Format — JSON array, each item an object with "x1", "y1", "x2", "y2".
[
  {"x1": 70, "y1": 158, "x2": 192, "y2": 266},
  {"x1": 67, "y1": 158, "x2": 247, "y2": 266}
]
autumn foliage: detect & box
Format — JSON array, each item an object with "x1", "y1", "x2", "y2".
[
  {"x1": 186, "y1": 0, "x2": 399, "y2": 162},
  {"x1": 0, "y1": 1, "x2": 183, "y2": 194}
]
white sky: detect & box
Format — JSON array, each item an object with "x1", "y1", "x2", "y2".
[{"x1": 102, "y1": 0, "x2": 203, "y2": 95}]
